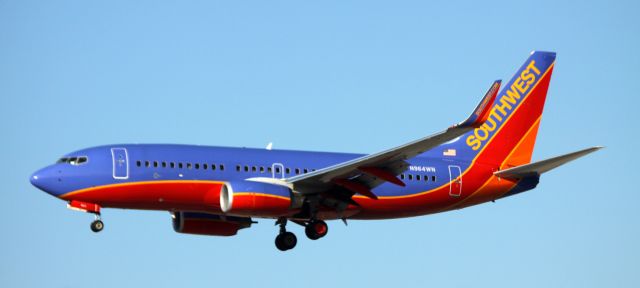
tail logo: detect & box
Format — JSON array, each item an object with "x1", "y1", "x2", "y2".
[{"x1": 466, "y1": 60, "x2": 542, "y2": 151}]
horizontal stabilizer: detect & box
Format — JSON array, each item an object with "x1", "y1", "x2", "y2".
[{"x1": 494, "y1": 146, "x2": 603, "y2": 179}]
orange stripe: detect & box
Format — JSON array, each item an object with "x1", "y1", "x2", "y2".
[
  {"x1": 61, "y1": 180, "x2": 291, "y2": 202},
  {"x1": 233, "y1": 192, "x2": 291, "y2": 201},
  {"x1": 60, "y1": 180, "x2": 226, "y2": 199}
]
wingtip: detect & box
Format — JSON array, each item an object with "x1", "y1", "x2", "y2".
[
  {"x1": 578, "y1": 146, "x2": 604, "y2": 156},
  {"x1": 457, "y1": 80, "x2": 500, "y2": 128}
]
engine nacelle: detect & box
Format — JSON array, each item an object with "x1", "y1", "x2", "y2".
[
  {"x1": 220, "y1": 181, "x2": 292, "y2": 217},
  {"x1": 172, "y1": 212, "x2": 252, "y2": 236}
]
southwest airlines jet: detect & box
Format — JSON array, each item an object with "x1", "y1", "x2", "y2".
[{"x1": 31, "y1": 51, "x2": 601, "y2": 251}]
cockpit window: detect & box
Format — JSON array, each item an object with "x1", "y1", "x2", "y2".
[{"x1": 57, "y1": 156, "x2": 88, "y2": 166}]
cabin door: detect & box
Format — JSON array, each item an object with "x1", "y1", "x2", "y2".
[
  {"x1": 448, "y1": 165, "x2": 462, "y2": 197},
  {"x1": 111, "y1": 148, "x2": 129, "y2": 180},
  {"x1": 272, "y1": 163, "x2": 285, "y2": 179}
]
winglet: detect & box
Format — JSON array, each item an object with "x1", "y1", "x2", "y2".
[{"x1": 457, "y1": 80, "x2": 501, "y2": 128}]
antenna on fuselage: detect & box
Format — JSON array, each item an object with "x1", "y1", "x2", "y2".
[{"x1": 266, "y1": 142, "x2": 273, "y2": 150}]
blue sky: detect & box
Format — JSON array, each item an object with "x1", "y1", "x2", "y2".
[{"x1": 1, "y1": 0, "x2": 638, "y2": 287}]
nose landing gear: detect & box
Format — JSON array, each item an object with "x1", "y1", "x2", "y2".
[
  {"x1": 90, "y1": 215, "x2": 104, "y2": 233},
  {"x1": 67, "y1": 200, "x2": 104, "y2": 233}
]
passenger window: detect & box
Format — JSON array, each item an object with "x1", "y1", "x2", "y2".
[
  {"x1": 203, "y1": 164, "x2": 208, "y2": 170},
  {"x1": 220, "y1": 164, "x2": 225, "y2": 171},
  {"x1": 236, "y1": 165, "x2": 241, "y2": 172},
  {"x1": 244, "y1": 166, "x2": 249, "y2": 172},
  {"x1": 162, "y1": 161, "x2": 167, "y2": 168},
  {"x1": 252, "y1": 166, "x2": 256, "y2": 172},
  {"x1": 136, "y1": 161, "x2": 141, "y2": 167},
  {"x1": 211, "y1": 164, "x2": 216, "y2": 170},
  {"x1": 195, "y1": 163, "x2": 200, "y2": 169},
  {"x1": 268, "y1": 167, "x2": 272, "y2": 173},
  {"x1": 416, "y1": 175, "x2": 421, "y2": 181},
  {"x1": 260, "y1": 166, "x2": 265, "y2": 173},
  {"x1": 275, "y1": 167, "x2": 281, "y2": 173},
  {"x1": 178, "y1": 163, "x2": 183, "y2": 169},
  {"x1": 170, "y1": 162, "x2": 175, "y2": 168},
  {"x1": 285, "y1": 168, "x2": 290, "y2": 174},
  {"x1": 408, "y1": 174, "x2": 413, "y2": 180},
  {"x1": 145, "y1": 161, "x2": 150, "y2": 167},
  {"x1": 295, "y1": 168, "x2": 300, "y2": 175},
  {"x1": 187, "y1": 163, "x2": 192, "y2": 169},
  {"x1": 432, "y1": 176, "x2": 436, "y2": 182},
  {"x1": 303, "y1": 168, "x2": 308, "y2": 174},
  {"x1": 400, "y1": 174, "x2": 405, "y2": 180}
]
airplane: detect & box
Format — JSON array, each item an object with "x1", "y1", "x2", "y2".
[{"x1": 30, "y1": 51, "x2": 601, "y2": 251}]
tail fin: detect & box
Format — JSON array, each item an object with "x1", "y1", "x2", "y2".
[{"x1": 447, "y1": 51, "x2": 556, "y2": 168}]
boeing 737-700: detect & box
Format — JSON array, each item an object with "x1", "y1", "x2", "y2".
[{"x1": 30, "y1": 51, "x2": 601, "y2": 251}]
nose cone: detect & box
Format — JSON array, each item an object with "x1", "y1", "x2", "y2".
[{"x1": 30, "y1": 166, "x2": 64, "y2": 198}]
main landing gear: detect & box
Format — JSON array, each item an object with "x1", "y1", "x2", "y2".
[
  {"x1": 274, "y1": 218, "x2": 329, "y2": 251},
  {"x1": 305, "y1": 220, "x2": 328, "y2": 240},
  {"x1": 275, "y1": 218, "x2": 297, "y2": 251}
]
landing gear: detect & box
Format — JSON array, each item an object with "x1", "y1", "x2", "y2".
[
  {"x1": 275, "y1": 232, "x2": 297, "y2": 251},
  {"x1": 305, "y1": 220, "x2": 328, "y2": 240},
  {"x1": 67, "y1": 200, "x2": 104, "y2": 233},
  {"x1": 90, "y1": 214, "x2": 104, "y2": 233},
  {"x1": 90, "y1": 219, "x2": 104, "y2": 233},
  {"x1": 274, "y1": 218, "x2": 297, "y2": 251}
]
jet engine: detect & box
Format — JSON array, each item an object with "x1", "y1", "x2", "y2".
[{"x1": 220, "y1": 181, "x2": 294, "y2": 217}]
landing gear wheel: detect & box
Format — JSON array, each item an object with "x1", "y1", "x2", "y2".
[
  {"x1": 275, "y1": 232, "x2": 297, "y2": 251},
  {"x1": 90, "y1": 220, "x2": 104, "y2": 233},
  {"x1": 305, "y1": 220, "x2": 328, "y2": 240}
]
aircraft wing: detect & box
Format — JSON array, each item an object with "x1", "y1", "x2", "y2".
[{"x1": 286, "y1": 80, "x2": 501, "y2": 200}]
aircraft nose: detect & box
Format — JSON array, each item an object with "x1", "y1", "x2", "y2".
[{"x1": 30, "y1": 166, "x2": 63, "y2": 197}]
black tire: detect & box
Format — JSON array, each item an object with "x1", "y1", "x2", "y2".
[
  {"x1": 275, "y1": 234, "x2": 287, "y2": 251},
  {"x1": 305, "y1": 220, "x2": 328, "y2": 240},
  {"x1": 275, "y1": 232, "x2": 297, "y2": 251},
  {"x1": 281, "y1": 232, "x2": 297, "y2": 250},
  {"x1": 90, "y1": 220, "x2": 104, "y2": 233}
]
